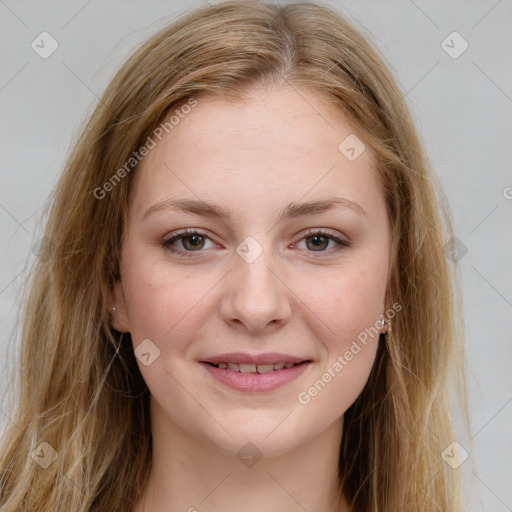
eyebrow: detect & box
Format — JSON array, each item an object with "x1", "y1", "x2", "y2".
[{"x1": 142, "y1": 196, "x2": 366, "y2": 222}]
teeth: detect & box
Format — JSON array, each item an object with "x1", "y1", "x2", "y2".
[
  {"x1": 212, "y1": 362, "x2": 301, "y2": 372},
  {"x1": 255, "y1": 364, "x2": 274, "y2": 374},
  {"x1": 239, "y1": 363, "x2": 257, "y2": 373}
]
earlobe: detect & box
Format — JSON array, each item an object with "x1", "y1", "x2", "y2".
[
  {"x1": 108, "y1": 280, "x2": 131, "y2": 333},
  {"x1": 378, "y1": 314, "x2": 388, "y2": 335},
  {"x1": 379, "y1": 301, "x2": 391, "y2": 335}
]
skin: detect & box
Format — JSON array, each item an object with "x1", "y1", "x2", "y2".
[{"x1": 110, "y1": 83, "x2": 391, "y2": 512}]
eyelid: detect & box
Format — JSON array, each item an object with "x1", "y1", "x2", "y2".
[
  {"x1": 291, "y1": 228, "x2": 351, "y2": 255},
  {"x1": 294, "y1": 227, "x2": 349, "y2": 244},
  {"x1": 161, "y1": 227, "x2": 351, "y2": 257},
  {"x1": 161, "y1": 228, "x2": 217, "y2": 257}
]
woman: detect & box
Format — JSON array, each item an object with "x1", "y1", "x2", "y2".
[{"x1": 0, "y1": 1, "x2": 470, "y2": 511}]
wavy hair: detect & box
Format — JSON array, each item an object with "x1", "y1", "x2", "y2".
[{"x1": 0, "y1": 1, "x2": 470, "y2": 510}]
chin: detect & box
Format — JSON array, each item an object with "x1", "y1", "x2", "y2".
[
  {"x1": 210, "y1": 432, "x2": 302, "y2": 461},
  {"x1": 201, "y1": 413, "x2": 311, "y2": 459}
]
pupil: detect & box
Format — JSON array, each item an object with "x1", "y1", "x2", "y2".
[
  {"x1": 185, "y1": 234, "x2": 203, "y2": 250},
  {"x1": 309, "y1": 235, "x2": 327, "y2": 250}
]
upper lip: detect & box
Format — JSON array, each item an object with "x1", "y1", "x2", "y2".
[{"x1": 200, "y1": 352, "x2": 310, "y2": 365}]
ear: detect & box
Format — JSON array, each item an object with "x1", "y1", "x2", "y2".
[{"x1": 108, "y1": 279, "x2": 131, "y2": 333}]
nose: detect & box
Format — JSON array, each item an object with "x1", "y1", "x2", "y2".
[{"x1": 219, "y1": 245, "x2": 292, "y2": 335}]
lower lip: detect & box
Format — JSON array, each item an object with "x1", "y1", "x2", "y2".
[{"x1": 200, "y1": 361, "x2": 311, "y2": 392}]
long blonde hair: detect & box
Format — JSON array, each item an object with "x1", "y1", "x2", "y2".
[{"x1": 0, "y1": 1, "x2": 470, "y2": 510}]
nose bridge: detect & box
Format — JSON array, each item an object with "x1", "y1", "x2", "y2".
[{"x1": 220, "y1": 235, "x2": 291, "y2": 332}]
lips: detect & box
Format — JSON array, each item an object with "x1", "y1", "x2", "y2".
[
  {"x1": 199, "y1": 352, "x2": 312, "y2": 392},
  {"x1": 210, "y1": 362, "x2": 300, "y2": 373},
  {"x1": 201, "y1": 352, "x2": 308, "y2": 365}
]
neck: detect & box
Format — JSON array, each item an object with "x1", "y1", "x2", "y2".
[{"x1": 133, "y1": 399, "x2": 352, "y2": 512}]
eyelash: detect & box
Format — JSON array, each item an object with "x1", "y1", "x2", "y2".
[{"x1": 160, "y1": 228, "x2": 351, "y2": 258}]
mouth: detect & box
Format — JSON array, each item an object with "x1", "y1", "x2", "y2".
[
  {"x1": 198, "y1": 353, "x2": 312, "y2": 392},
  {"x1": 205, "y1": 361, "x2": 306, "y2": 373}
]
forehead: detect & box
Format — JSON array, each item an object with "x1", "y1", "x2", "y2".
[{"x1": 129, "y1": 85, "x2": 383, "y2": 222}]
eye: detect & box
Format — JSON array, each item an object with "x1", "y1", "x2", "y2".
[
  {"x1": 160, "y1": 228, "x2": 351, "y2": 258},
  {"x1": 294, "y1": 229, "x2": 351, "y2": 255},
  {"x1": 160, "y1": 229, "x2": 216, "y2": 257}
]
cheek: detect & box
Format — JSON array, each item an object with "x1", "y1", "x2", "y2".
[
  {"x1": 296, "y1": 261, "x2": 386, "y2": 342},
  {"x1": 122, "y1": 256, "x2": 211, "y2": 399},
  {"x1": 295, "y1": 271, "x2": 382, "y2": 415},
  {"x1": 122, "y1": 250, "x2": 209, "y2": 350},
  {"x1": 292, "y1": 259, "x2": 385, "y2": 400}
]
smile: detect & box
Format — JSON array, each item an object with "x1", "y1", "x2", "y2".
[
  {"x1": 199, "y1": 355, "x2": 312, "y2": 392},
  {"x1": 207, "y1": 362, "x2": 301, "y2": 373}
]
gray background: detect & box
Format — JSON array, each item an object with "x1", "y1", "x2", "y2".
[{"x1": 1, "y1": 1, "x2": 511, "y2": 510}]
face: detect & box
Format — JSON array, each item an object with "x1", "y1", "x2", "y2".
[{"x1": 111, "y1": 84, "x2": 390, "y2": 457}]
